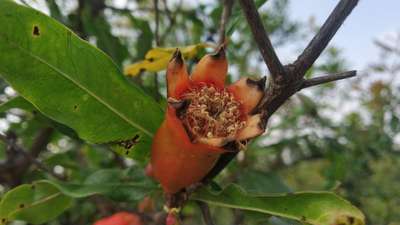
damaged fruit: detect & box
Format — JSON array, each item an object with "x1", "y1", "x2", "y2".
[{"x1": 150, "y1": 46, "x2": 266, "y2": 194}]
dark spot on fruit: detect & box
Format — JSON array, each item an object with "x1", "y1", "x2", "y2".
[
  {"x1": 33, "y1": 25, "x2": 40, "y2": 36},
  {"x1": 348, "y1": 216, "x2": 355, "y2": 224},
  {"x1": 148, "y1": 58, "x2": 154, "y2": 62},
  {"x1": 1, "y1": 218, "x2": 7, "y2": 223},
  {"x1": 139, "y1": 68, "x2": 146, "y2": 73},
  {"x1": 31, "y1": 184, "x2": 36, "y2": 189},
  {"x1": 73, "y1": 105, "x2": 78, "y2": 110},
  {"x1": 19, "y1": 203, "x2": 25, "y2": 208}
]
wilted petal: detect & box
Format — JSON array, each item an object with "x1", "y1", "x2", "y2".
[
  {"x1": 196, "y1": 136, "x2": 234, "y2": 147},
  {"x1": 236, "y1": 114, "x2": 265, "y2": 141},
  {"x1": 228, "y1": 77, "x2": 265, "y2": 115}
]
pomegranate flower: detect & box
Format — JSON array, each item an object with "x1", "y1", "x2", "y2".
[
  {"x1": 151, "y1": 46, "x2": 266, "y2": 194},
  {"x1": 93, "y1": 212, "x2": 142, "y2": 225}
]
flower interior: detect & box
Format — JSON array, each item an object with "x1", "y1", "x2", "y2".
[{"x1": 181, "y1": 85, "x2": 246, "y2": 140}]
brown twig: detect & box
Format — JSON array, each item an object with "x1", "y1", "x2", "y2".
[
  {"x1": 0, "y1": 129, "x2": 65, "y2": 183},
  {"x1": 238, "y1": 0, "x2": 286, "y2": 81},
  {"x1": 153, "y1": 0, "x2": 161, "y2": 46},
  {"x1": 302, "y1": 70, "x2": 357, "y2": 89},
  {"x1": 197, "y1": 201, "x2": 215, "y2": 225},
  {"x1": 153, "y1": 0, "x2": 161, "y2": 101},
  {"x1": 218, "y1": 0, "x2": 234, "y2": 45},
  {"x1": 293, "y1": 0, "x2": 359, "y2": 77},
  {"x1": 202, "y1": 0, "x2": 359, "y2": 184}
]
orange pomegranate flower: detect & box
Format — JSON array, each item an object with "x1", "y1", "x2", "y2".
[
  {"x1": 93, "y1": 212, "x2": 142, "y2": 225},
  {"x1": 151, "y1": 46, "x2": 266, "y2": 194}
]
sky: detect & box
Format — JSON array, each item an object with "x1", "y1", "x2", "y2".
[{"x1": 286, "y1": 0, "x2": 400, "y2": 69}]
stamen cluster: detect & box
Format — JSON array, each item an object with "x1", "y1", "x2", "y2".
[{"x1": 181, "y1": 85, "x2": 245, "y2": 139}]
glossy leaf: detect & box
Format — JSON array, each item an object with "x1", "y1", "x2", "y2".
[
  {"x1": 192, "y1": 184, "x2": 365, "y2": 225},
  {"x1": 0, "y1": 1, "x2": 163, "y2": 152},
  {"x1": 0, "y1": 168, "x2": 157, "y2": 224},
  {"x1": 124, "y1": 43, "x2": 211, "y2": 76},
  {"x1": 43, "y1": 168, "x2": 158, "y2": 202},
  {"x1": 0, "y1": 182, "x2": 72, "y2": 225},
  {"x1": 0, "y1": 96, "x2": 35, "y2": 113},
  {"x1": 237, "y1": 169, "x2": 291, "y2": 194}
]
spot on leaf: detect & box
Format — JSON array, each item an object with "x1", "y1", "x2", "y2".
[
  {"x1": 32, "y1": 25, "x2": 40, "y2": 36},
  {"x1": 117, "y1": 134, "x2": 140, "y2": 149},
  {"x1": 19, "y1": 203, "x2": 25, "y2": 208}
]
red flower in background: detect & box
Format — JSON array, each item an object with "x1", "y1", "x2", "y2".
[
  {"x1": 93, "y1": 212, "x2": 142, "y2": 225},
  {"x1": 150, "y1": 46, "x2": 266, "y2": 194}
]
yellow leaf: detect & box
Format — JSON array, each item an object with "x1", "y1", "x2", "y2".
[{"x1": 124, "y1": 43, "x2": 213, "y2": 76}]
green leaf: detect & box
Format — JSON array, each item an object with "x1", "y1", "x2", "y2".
[
  {"x1": 0, "y1": 1, "x2": 163, "y2": 153},
  {"x1": 129, "y1": 16, "x2": 153, "y2": 60},
  {"x1": 42, "y1": 168, "x2": 158, "y2": 202},
  {"x1": 227, "y1": 0, "x2": 269, "y2": 36},
  {"x1": 192, "y1": 184, "x2": 365, "y2": 225},
  {"x1": 0, "y1": 182, "x2": 72, "y2": 225},
  {"x1": 237, "y1": 169, "x2": 291, "y2": 194},
  {"x1": 81, "y1": 9, "x2": 129, "y2": 67},
  {"x1": 0, "y1": 168, "x2": 157, "y2": 224},
  {"x1": 0, "y1": 96, "x2": 35, "y2": 113}
]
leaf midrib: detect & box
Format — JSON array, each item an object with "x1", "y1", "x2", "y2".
[
  {"x1": 0, "y1": 34, "x2": 153, "y2": 138},
  {"x1": 8, "y1": 192, "x2": 65, "y2": 218}
]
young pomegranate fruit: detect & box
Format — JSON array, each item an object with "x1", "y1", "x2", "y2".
[
  {"x1": 93, "y1": 212, "x2": 142, "y2": 225},
  {"x1": 151, "y1": 46, "x2": 266, "y2": 194}
]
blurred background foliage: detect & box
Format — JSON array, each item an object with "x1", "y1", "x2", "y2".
[{"x1": 0, "y1": 0, "x2": 399, "y2": 224}]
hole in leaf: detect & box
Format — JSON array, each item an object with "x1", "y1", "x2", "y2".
[{"x1": 33, "y1": 25, "x2": 40, "y2": 36}]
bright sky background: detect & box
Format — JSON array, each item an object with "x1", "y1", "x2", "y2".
[{"x1": 286, "y1": 0, "x2": 400, "y2": 69}]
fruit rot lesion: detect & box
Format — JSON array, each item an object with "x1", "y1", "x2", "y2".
[{"x1": 150, "y1": 45, "x2": 266, "y2": 194}]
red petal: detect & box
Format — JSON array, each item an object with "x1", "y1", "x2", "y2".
[
  {"x1": 191, "y1": 46, "x2": 228, "y2": 89},
  {"x1": 93, "y1": 212, "x2": 142, "y2": 225},
  {"x1": 151, "y1": 107, "x2": 225, "y2": 194},
  {"x1": 228, "y1": 77, "x2": 265, "y2": 115},
  {"x1": 167, "y1": 49, "x2": 190, "y2": 98}
]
